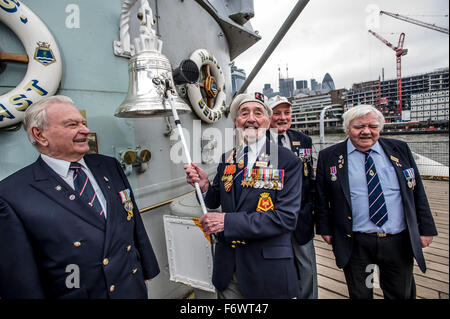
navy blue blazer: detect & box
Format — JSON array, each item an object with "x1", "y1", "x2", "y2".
[
  {"x1": 204, "y1": 138, "x2": 302, "y2": 298},
  {"x1": 285, "y1": 129, "x2": 315, "y2": 245},
  {"x1": 0, "y1": 154, "x2": 160, "y2": 299},
  {"x1": 315, "y1": 138, "x2": 438, "y2": 272}
]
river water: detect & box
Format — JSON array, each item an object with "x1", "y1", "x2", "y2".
[{"x1": 309, "y1": 132, "x2": 449, "y2": 167}]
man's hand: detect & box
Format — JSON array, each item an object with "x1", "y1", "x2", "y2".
[
  {"x1": 420, "y1": 236, "x2": 433, "y2": 248},
  {"x1": 322, "y1": 235, "x2": 332, "y2": 245},
  {"x1": 184, "y1": 163, "x2": 209, "y2": 193},
  {"x1": 199, "y1": 212, "x2": 225, "y2": 235}
]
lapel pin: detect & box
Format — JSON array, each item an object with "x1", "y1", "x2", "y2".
[{"x1": 55, "y1": 185, "x2": 62, "y2": 191}]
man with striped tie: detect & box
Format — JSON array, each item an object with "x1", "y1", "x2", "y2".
[
  {"x1": 0, "y1": 96, "x2": 159, "y2": 298},
  {"x1": 315, "y1": 104, "x2": 437, "y2": 299},
  {"x1": 184, "y1": 92, "x2": 302, "y2": 298}
]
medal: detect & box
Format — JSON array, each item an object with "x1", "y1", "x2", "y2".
[
  {"x1": 330, "y1": 166, "x2": 337, "y2": 182},
  {"x1": 337, "y1": 155, "x2": 344, "y2": 169},
  {"x1": 224, "y1": 180, "x2": 232, "y2": 192},
  {"x1": 403, "y1": 168, "x2": 416, "y2": 189},
  {"x1": 304, "y1": 162, "x2": 308, "y2": 177},
  {"x1": 119, "y1": 189, "x2": 134, "y2": 220}
]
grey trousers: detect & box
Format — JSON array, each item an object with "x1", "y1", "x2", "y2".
[
  {"x1": 217, "y1": 273, "x2": 245, "y2": 299},
  {"x1": 292, "y1": 236, "x2": 318, "y2": 299}
]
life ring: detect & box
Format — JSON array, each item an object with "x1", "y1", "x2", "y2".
[
  {"x1": 0, "y1": 0, "x2": 62, "y2": 128},
  {"x1": 186, "y1": 49, "x2": 226, "y2": 124}
]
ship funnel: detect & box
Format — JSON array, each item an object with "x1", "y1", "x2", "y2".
[{"x1": 114, "y1": 1, "x2": 197, "y2": 118}]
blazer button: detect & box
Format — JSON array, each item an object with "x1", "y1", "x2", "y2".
[
  {"x1": 73, "y1": 241, "x2": 81, "y2": 247},
  {"x1": 132, "y1": 268, "x2": 138, "y2": 275},
  {"x1": 103, "y1": 258, "x2": 109, "y2": 266},
  {"x1": 109, "y1": 285, "x2": 115, "y2": 293},
  {"x1": 346, "y1": 234, "x2": 352, "y2": 238},
  {"x1": 126, "y1": 245, "x2": 132, "y2": 252},
  {"x1": 347, "y1": 216, "x2": 352, "y2": 220}
]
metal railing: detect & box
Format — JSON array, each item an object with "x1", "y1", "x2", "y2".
[{"x1": 312, "y1": 141, "x2": 449, "y2": 180}]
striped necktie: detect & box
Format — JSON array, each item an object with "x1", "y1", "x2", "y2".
[
  {"x1": 69, "y1": 162, "x2": 104, "y2": 217},
  {"x1": 278, "y1": 134, "x2": 285, "y2": 147},
  {"x1": 364, "y1": 150, "x2": 388, "y2": 227},
  {"x1": 234, "y1": 146, "x2": 248, "y2": 202}
]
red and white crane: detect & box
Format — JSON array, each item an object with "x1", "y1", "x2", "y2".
[{"x1": 368, "y1": 29, "x2": 408, "y2": 116}]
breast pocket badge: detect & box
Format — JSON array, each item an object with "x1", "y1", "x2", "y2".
[{"x1": 256, "y1": 192, "x2": 274, "y2": 212}]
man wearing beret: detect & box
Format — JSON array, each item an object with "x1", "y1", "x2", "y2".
[
  {"x1": 268, "y1": 95, "x2": 318, "y2": 299},
  {"x1": 184, "y1": 92, "x2": 302, "y2": 298}
]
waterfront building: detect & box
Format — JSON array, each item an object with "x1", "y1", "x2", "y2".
[
  {"x1": 291, "y1": 89, "x2": 346, "y2": 133},
  {"x1": 345, "y1": 67, "x2": 449, "y2": 122},
  {"x1": 410, "y1": 89, "x2": 449, "y2": 122}
]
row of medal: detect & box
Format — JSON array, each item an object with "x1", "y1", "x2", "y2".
[
  {"x1": 330, "y1": 155, "x2": 345, "y2": 181},
  {"x1": 403, "y1": 168, "x2": 416, "y2": 189},
  {"x1": 119, "y1": 188, "x2": 134, "y2": 221},
  {"x1": 241, "y1": 168, "x2": 285, "y2": 190},
  {"x1": 298, "y1": 148, "x2": 312, "y2": 177},
  {"x1": 221, "y1": 164, "x2": 285, "y2": 192}
]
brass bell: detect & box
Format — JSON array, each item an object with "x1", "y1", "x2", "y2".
[{"x1": 114, "y1": 50, "x2": 192, "y2": 118}]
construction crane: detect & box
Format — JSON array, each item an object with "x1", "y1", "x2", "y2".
[
  {"x1": 368, "y1": 29, "x2": 408, "y2": 116},
  {"x1": 380, "y1": 10, "x2": 449, "y2": 35}
]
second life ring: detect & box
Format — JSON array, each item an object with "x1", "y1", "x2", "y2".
[
  {"x1": 0, "y1": 0, "x2": 62, "y2": 128},
  {"x1": 186, "y1": 49, "x2": 226, "y2": 124}
]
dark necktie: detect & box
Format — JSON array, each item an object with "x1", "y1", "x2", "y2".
[
  {"x1": 364, "y1": 150, "x2": 388, "y2": 227},
  {"x1": 69, "y1": 162, "x2": 104, "y2": 217},
  {"x1": 278, "y1": 134, "x2": 285, "y2": 146},
  {"x1": 234, "y1": 146, "x2": 248, "y2": 202}
]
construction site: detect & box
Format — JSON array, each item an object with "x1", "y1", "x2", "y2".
[{"x1": 347, "y1": 10, "x2": 449, "y2": 124}]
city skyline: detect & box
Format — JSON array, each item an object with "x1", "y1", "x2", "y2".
[{"x1": 234, "y1": 0, "x2": 449, "y2": 94}]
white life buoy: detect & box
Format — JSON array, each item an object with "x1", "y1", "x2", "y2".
[
  {"x1": 186, "y1": 49, "x2": 226, "y2": 124},
  {"x1": 0, "y1": 0, "x2": 62, "y2": 128}
]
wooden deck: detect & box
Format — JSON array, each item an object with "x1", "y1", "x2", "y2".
[{"x1": 316, "y1": 179, "x2": 449, "y2": 299}]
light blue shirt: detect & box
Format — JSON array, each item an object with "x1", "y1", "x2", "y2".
[
  {"x1": 347, "y1": 139, "x2": 405, "y2": 234},
  {"x1": 41, "y1": 154, "x2": 108, "y2": 217}
]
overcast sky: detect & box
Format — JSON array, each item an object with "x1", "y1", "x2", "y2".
[{"x1": 234, "y1": 0, "x2": 449, "y2": 93}]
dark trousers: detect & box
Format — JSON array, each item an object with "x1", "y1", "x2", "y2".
[{"x1": 343, "y1": 231, "x2": 416, "y2": 299}]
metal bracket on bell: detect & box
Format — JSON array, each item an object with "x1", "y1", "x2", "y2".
[{"x1": 113, "y1": 0, "x2": 160, "y2": 58}]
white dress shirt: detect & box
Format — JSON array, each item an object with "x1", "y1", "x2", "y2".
[{"x1": 40, "y1": 154, "x2": 108, "y2": 217}]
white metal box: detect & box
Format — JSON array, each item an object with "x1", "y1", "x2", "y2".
[{"x1": 163, "y1": 215, "x2": 215, "y2": 293}]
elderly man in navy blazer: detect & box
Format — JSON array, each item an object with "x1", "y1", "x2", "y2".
[
  {"x1": 267, "y1": 95, "x2": 318, "y2": 299},
  {"x1": 0, "y1": 96, "x2": 159, "y2": 299},
  {"x1": 315, "y1": 104, "x2": 437, "y2": 299},
  {"x1": 184, "y1": 92, "x2": 302, "y2": 299}
]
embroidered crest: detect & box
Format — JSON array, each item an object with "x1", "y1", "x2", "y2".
[{"x1": 256, "y1": 192, "x2": 274, "y2": 212}]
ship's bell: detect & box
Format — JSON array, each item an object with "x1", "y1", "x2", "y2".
[{"x1": 115, "y1": 50, "x2": 193, "y2": 118}]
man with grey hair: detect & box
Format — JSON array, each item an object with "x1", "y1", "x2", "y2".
[
  {"x1": 0, "y1": 95, "x2": 159, "y2": 298},
  {"x1": 315, "y1": 104, "x2": 437, "y2": 299},
  {"x1": 184, "y1": 92, "x2": 302, "y2": 298}
]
